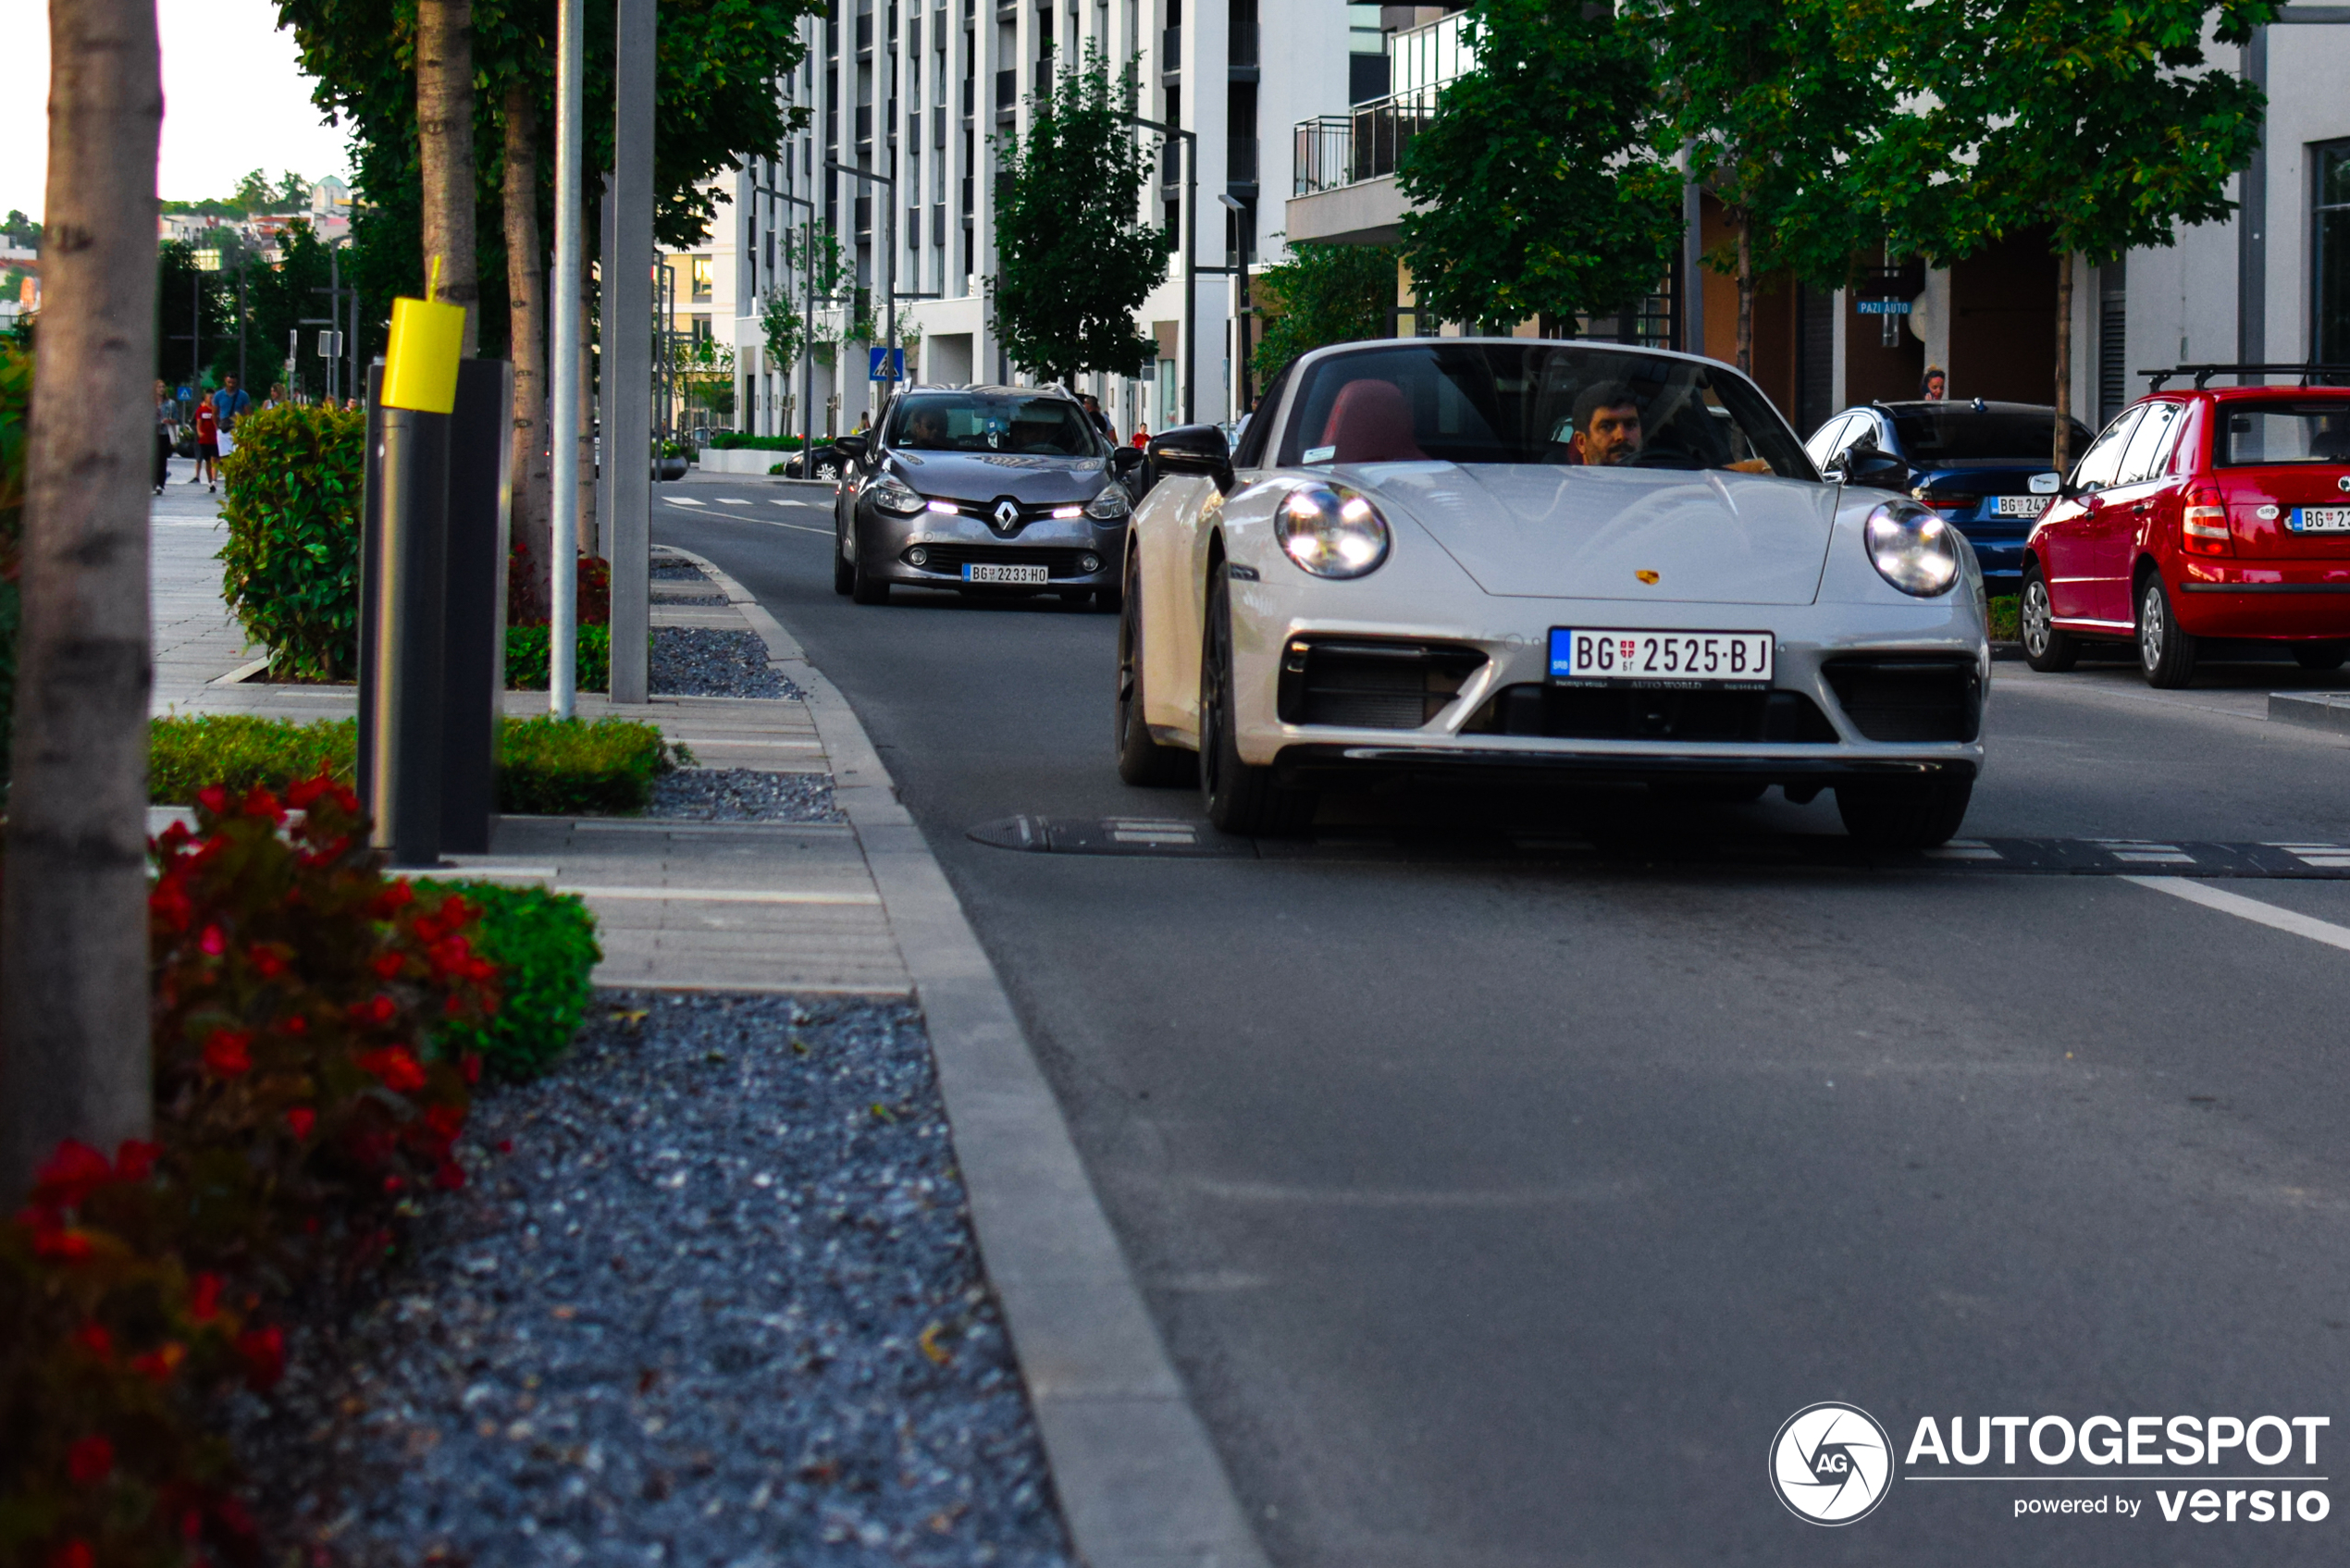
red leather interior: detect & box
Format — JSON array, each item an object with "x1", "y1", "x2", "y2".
[{"x1": 1320, "y1": 379, "x2": 1425, "y2": 463}]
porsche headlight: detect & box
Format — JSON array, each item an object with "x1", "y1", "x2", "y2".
[
  {"x1": 1278, "y1": 482, "x2": 1390, "y2": 579},
  {"x1": 1863, "y1": 500, "x2": 1960, "y2": 597},
  {"x1": 1085, "y1": 483, "x2": 1131, "y2": 521},
  {"x1": 872, "y1": 475, "x2": 924, "y2": 515}
]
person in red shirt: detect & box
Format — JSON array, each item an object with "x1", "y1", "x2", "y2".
[
  {"x1": 1130, "y1": 422, "x2": 1149, "y2": 449},
  {"x1": 193, "y1": 394, "x2": 219, "y2": 490}
]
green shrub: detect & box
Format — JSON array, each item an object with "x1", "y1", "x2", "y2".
[
  {"x1": 150, "y1": 714, "x2": 680, "y2": 816},
  {"x1": 1987, "y1": 595, "x2": 2019, "y2": 642},
  {"x1": 498, "y1": 715, "x2": 676, "y2": 815},
  {"x1": 412, "y1": 880, "x2": 600, "y2": 1080},
  {"x1": 505, "y1": 623, "x2": 613, "y2": 691},
  {"x1": 217, "y1": 402, "x2": 368, "y2": 680},
  {"x1": 150, "y1": 714, "x2": 355, "y2": 803},
  {"x1": 709, "y1": 432, "x2": 805, "y2": 451}
]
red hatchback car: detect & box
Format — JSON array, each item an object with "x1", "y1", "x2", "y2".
[{"x1": 2020, "y1": 378, "x2": 2350, "y2": 686}]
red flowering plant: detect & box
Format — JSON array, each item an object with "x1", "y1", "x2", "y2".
[
  {"x1": 0, "y1": 1141, "x2": 265, "y2": 1568},
  {"x1": 147, "y1": 775, "x2": 499, "y2": 1291}
]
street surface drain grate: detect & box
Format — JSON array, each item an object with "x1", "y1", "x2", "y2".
[{"x1": 966, "y1": 817, "x2": 2350, "y2": 878}]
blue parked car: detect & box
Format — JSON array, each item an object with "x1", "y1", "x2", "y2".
[{"x1": 1803, "y1": 400, "x2": 2094, "y2": 594}]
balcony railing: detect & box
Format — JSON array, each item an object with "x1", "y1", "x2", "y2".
[{"x1": 1292, "y1": 87, "x2": 1439, "y2": 197}]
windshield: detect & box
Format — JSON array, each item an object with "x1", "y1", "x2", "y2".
[
  {"x1": 2214, "y1": 401, "x2": 2350, "y2": 466},
  {"x1": 1273, "y1": 341, "x2": 1814, "y2": 478},
  {"x1": 887, "y1": 392, "x2": 1099, "y2": 456},
  {"x1": 1886, "y1": 405, "x2": 2092, "y2": 463}
]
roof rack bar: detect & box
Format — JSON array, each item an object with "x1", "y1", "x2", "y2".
[{"x1": 2138, "y1": 363, "x2": 2350, "y2": 391}]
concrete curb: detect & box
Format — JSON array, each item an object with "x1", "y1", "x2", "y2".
[
  {"x1": 2270, "y1": 690, "x2": 2350, "y2": 737},
  {"x1": 660, "y1": 545, "x2": 1271, "y2": 1568}
]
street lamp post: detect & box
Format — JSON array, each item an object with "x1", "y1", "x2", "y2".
[
  {"x1": 823, "y1": 159, "x2": 897, "y2": 403},
  {"x1": 748, "y1": 174, "x2": 821, "y2": 466},
  {"x1": 1128, "y1": 115, "x2": 1196, "y2": 426}
]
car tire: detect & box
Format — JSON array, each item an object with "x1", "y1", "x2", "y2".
[
  {"x1": 1198, "y1": 574, "x2": 1315, "y2": 835},
  {"x1": 2019, "y1": 564, "x2": 2077, "y2": 673},
  {"x1": 1114, "y1": 548, "x2": 1194, "y2": 786},
  {"x1": 832, "y1": 523, "x2": 855, "y2": 596},
  {"x1": 1835, "y1": 776, "x2": 1973, "y2": 849},
  {"x1": 848, "y1": 524, "x2": 891, "y2": 605},
  {"x1": 2292, "y1": 641, "x2": 2350, "y2": 671},
  {"x1": 2136, "y1": 573, "x2": 2196, "y2": 688}
]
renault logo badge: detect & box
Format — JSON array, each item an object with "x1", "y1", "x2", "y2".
[{"x1": 992, "y1": 500, "x2": 1020, "y2": 532}]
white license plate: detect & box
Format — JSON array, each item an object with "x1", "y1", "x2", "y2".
[
  {"x1": 1994, "y1": 495, "x2": 2050, "y2": 517},
  {"x1": 2290, "y1": 507, "x2": 2350, "y2": 533},
  {"x1": 1549, "y1": 628, "x2": 1774, "y2": 687},
  {"x1": 963, "y1": 562, "x2": 1049, "y2": 584}
]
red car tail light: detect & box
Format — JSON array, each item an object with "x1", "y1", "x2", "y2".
[{"x1": 2181, "y1": 487, "x2": 2232, "y2": 557}]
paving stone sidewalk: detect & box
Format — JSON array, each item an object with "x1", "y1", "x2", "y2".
[{"x1": 148, "y1": 478, "x2": 908, "y2": 996}]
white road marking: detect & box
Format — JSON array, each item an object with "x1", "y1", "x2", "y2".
[
  {"x1": 2267, "y1": 843, "x2": 2350, "y2": 870},
  {"x1": 2125, "y1": 875, "x2": 2350, "y2": 955},
  {"x1": 2095, "y1": 838, "x2": 2195, "y2": 865},
  {"x1": 1924, "y1": 839, "x2": 2002, "y2": 861},
  {"x1": 715, "y1": 497, "x2": 752, "y2": 505}
]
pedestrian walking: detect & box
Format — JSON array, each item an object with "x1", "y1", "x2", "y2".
[
  {"x1": 1130, "y1": 422, "x2": 1149, "y2": 449},
  {"x1": 154, "y1": 378, "x2": 175, "y2": 494},
  {"x1": 1081, "y1": 393, "x2": 1114, "y2": 441},
  {"x1": 193, "y1": 393, "x2": 219, "y2": 490}
]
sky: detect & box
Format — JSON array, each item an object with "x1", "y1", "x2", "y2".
[{"x1": 3, "y1": 0, "x2": 355, "y2": 222}]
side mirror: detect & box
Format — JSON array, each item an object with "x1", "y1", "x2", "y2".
[
  {"x1": 1844, "y1": 449, "x2": 1909, "y2": 489},
  {"x1": 1109, "y1": 446, "x2": 1144, "y2": 476},
  {"x1": 1147, "y1": 423, "x2": 1233, "y2": 491},
  {"x1": 834, "y1": 434, "x2": 869, "y2": 461}
]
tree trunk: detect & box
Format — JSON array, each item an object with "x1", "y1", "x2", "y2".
[
  {"x1": 501, "y1": 80, "x2": 550, "y2": 621},
  {"x1": 3, "y1": 0, "x2": 162, "y2": 1200},
  {"x1": 2052, "y1": 251, "x2": 2074, "y2": 473},
  {"x1": 416, "y1": 0, "x2": 479, "y2": 354},
  {"x1": 1735, "y1": 215, "x2": 1754, "y2": 377}
]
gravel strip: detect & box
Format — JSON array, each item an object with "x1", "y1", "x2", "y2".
[
  {"x1": 225, "y1": 994, "x2": 1075, "y2": 1568},
  {"x1": 651, "y1": 769, "x2": 844, "y2": 823},
  {"x1": 651, "y1": 627, "x2": 808, "y2": 701},
  {"x1": 650, "y1": 557, "x2": 711, "y2": 583},
  {"x1": 655, "y1": 593, "x2": 733, "y2": 607}
]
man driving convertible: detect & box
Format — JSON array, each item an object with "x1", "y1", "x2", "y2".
[{"x1": 1565, "y1": 382, "x2": 1645, "y2": 466}]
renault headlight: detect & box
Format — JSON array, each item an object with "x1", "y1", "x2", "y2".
[
  {"x1": 1084, "y1": 483, "x2": 1131, "y2": 521},
  {"x1": 1863, "y1": 500, "x2": 1960, "y2": 597},
  {"x1": 1278, "y1": 482, "x2": 1390, "y2": 579},
  {"x1": 872, "y1": 475, "x2": 924, "y2": 515}
]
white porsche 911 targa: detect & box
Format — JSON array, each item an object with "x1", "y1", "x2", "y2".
[{"x1": 1113, "y1": 338, "x2": 1989, "y2": 845}]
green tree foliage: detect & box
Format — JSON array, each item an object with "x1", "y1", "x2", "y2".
[
  {"x1": 1638, "y1": 0, "x2": 1890, "y2": 373},
  {"x1": 1251, "y1": 241, "x2": 1396, "y2": 382},
  {"x1": 991, "y1": 44, "x2": 1166, "y2": 385},
  {"x1": 1396, "y1": 0, "x2": 1681, "y2": 331},
  {"x1": 1847, "y1": 0, "x2": 2276, "y2": 463},
  {"x1": 155, "y1": 241, "x2": 235, "y2": 389},
  {"x1": 278, "y1": 0, "x2": 822, "y2": 330}
]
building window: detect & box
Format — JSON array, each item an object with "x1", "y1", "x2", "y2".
[
  {"x1": 690, "y1": 254, "x2": 715, "y2": 302},
  {"x1": 2317, "y1": 141, "x2": 2350, "y2": 364}
]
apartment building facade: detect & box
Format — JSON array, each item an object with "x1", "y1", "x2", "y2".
[{"x1": 724, "y1": 0, "x2": 1354, "y2": 439}]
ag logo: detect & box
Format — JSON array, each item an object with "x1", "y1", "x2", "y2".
[{"x1": 1769, "y1": 1402, "x2": 1893, "y2": 1525}]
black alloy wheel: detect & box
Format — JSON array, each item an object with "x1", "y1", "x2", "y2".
[
  {"x1": 1834, "y1": 776, "x2": 1974, "y2": 848},
  {"x1": 2292, "y1": 641, "x2": 2350, "y2": 672},
  {"x1": 2136, "y1": 573, "x2": 2196, "y2": 688},
  {"x1": 1113, "y1": 544, "x2": 1193, "y2": 786},
  {"x1": 1198, "y1": 574, "x2": 1316, "y2": 835},
  {"x1": 2019, "y1": 563, "x2": 2077, "y2": 673}
]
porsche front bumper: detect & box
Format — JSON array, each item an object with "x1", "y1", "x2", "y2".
[{"x1": 1228, "y1": 590, "x2": 1989, "y2": 787}]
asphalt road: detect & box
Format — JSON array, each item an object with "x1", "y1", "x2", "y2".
[{"x1": 659, "y1": 473, "x2": 2350, "y2": 1567}]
